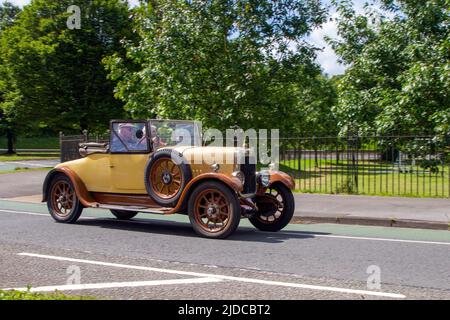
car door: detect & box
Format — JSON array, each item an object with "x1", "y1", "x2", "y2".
[{"x1": 109, "y1": 120, "x2": 152, "y2": 192}]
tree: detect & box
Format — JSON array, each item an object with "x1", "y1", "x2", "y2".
[
  {"x1": 329, "y1": 0, "x2": 450, "y2": 136},
  {"x1": 0, "y1": 1, "x2": 20, "y2": 31},
  {"x1": 106, "y1": 0, "x2": 332, "y2": 135},
  {"x1": 0, "y1": 1, "x2": 21, "y2": 153},
  {"x1": 0, "y1": 0, "x2": 136, "y2": 136}
]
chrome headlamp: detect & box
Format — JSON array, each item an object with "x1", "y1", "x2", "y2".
[
  {"x1": 211, "y1": 163, "x2": 220, "y2": 172},
  {"x1": 258, "y1": 170, "x2": 270, "y2": 187},
  {"x1": 232, "y1": 171, "x2": 245, "y2": 184}
]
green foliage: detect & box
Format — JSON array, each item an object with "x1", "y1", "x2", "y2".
[
  {"x1": 329, "y1": 0, "x2": 450, "y2": 136},
  {"x1": 0, "y1": 0, "x2": 135, "y2": 134},
  {"x1": 0, "y1": 1, "x2": 20, "y2": 31},
  {"x1": 106, "y1": 0, "x2": 336, "y2": 135}
]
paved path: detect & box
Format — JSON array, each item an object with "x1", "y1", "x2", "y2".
[
  {"x1": 293, "y1": 194, "x2": 450, "y2": 228},
  {"x1": 0, "y1": 200, "x2": 449, "y2": 300},
  {"x1": 0, "y1": 170, "x2": 48, "y2": 198}
]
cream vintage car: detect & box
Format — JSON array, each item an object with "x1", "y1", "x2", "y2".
[{"x1": 43, "y1": 120, "x2": 295, "y2": 239}]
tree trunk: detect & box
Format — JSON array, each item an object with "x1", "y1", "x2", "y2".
[{"x1": 6, "y1": 128, "x2": 15, "y2": 154}]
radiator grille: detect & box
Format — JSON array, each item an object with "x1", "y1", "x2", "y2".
[{"x1": 240, "y1": 156, "x2": 256, "y2": 194}]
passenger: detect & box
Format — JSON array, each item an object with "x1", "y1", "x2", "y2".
[{"x1": 151, "y1": 125, "x2": 167, "y2": 149}]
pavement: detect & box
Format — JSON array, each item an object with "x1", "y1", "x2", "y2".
[
  {"x1": 0, "y1": 200, "x2": 449, "y2": 300},
  {"x1": 0, "y1": 164, "x2": 449, "y2": 230},
  {"x1": 292, "y1": 194, "x2": 450, "y2": 230}
]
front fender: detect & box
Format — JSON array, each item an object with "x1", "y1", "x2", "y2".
[
  {"x1": 170, "y1": 173, "x2": 243, "y2": 212},
  {"x1": 42, "y1": 167, "x2": 97, "y2": 207},
  {"x1": 268, "y1": 170, "x2": 295, "y2": 190}
]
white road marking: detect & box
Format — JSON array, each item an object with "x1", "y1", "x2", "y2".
[
  {"x1": 4, "y1": 277, "x2": 222, "y2": 293},
  {"x1": 279, "y1": 231, "x2": 450, "y2": 246},
  {"x1": 0, "y1": 209, "x2": 95, "y2": 219},
  {"x1": 18, "y1": 252, "x2": 406, "y2": 299},
  {"x1": 0, "y1": 209, "x2": 48, "y2": 217}
]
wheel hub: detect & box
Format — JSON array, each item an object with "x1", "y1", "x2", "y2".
[
  {"x1": 161, "y1": 171, "x2": 172, "y2": 185},
  {"x1": 207, "y1": 204, "x2": 219, "y2": 219},
  {"x1": 59, "y1": 194, "x2": 68, "y2": 206}
]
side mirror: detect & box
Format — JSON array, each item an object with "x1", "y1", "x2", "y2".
[{"x1": 136, "y1": 129, "x2": 144, "y2": 140}]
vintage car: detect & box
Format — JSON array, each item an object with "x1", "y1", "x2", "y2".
[{"x1": 42, "y1": 120, "x2": 295, "y2": 239}]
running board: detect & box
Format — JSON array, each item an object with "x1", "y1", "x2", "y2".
[{"x1": 94, "y1": 204, "x2": 173, "y2": 215}]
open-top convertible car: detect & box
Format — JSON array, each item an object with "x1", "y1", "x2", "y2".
[{"x1": 43, "y1": 120, "x2": 295, "y2": 239}]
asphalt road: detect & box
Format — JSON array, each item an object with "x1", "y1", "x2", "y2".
[{"x1": 0, "y1": 200, "x2": 449, "y2": 300}]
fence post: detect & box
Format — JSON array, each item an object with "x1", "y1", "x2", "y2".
[
  {"x1": 346, "y1": 131, "x2": 359, "y2": 194},
  {"x1": 82, "y1": 129, "x2": 88, "y2": 143},
  {"x1": 313, "y1": 135, "x2": 318, "y2": 168},
  {"x1": 353, "y1": 135, "x2": 359, "y2": 193}
]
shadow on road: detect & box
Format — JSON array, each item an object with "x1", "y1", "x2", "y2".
[{"x1": 75, "y1": 217, "x2": 330, "y2": 243}]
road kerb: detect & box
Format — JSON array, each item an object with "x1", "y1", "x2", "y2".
[{"x1": 291, "y1": 216, "x2": 449, "y2": 231}]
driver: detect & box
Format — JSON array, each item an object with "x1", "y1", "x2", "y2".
[{"x1": 111, "y1": 123, "x2": 141, "y2": 152}]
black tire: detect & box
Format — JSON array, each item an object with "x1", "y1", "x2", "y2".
[
  {"x1": 249, "y1": 183, "x2": 294, "y2": 232},
  {"x1": 144, "y1": 149, "x2": 192, "y2": 207},
  {"x1": 47, "y1": 174, "x2": 83, "y2": 223},
  {"x1": 188, "y1": 181, "x2": 241, "y2": 239},
  {"x1": 110, "y1": 210, "x2": 138, "y2": 220}
]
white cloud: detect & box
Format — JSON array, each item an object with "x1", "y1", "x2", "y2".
[
  {"x1": 307, "y1": 0, "x2": 394, "y2": 76},
  {"x1": 2, "y1": 0, "x2": 29, "y2": 6},
  {"x1": 307, "y1": 12, "x2": 346, "y2": 77}
]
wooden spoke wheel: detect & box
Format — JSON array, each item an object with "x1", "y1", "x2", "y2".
[
  {"x1": 193, "y1": 189, "x2": 231, "y2": 233},
  {"x1": 188, "y1": 181, "x2": 240, "y2": 239},
  {"x1": 47, "y1": 174, "x2": 83, "y2": 223},
  {"x1": 145, "y1": 150, "x2": 192, "y2": 207},
  {"x1": 149, "y1": 158, "x2": 183, "y2": 200},
  {"x1": 249, "y1": 183, "x2": 294, "y2": 232}
]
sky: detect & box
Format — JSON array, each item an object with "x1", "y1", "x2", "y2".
[{"x1": 3, "y1": 0, "x2": 370, "y2": 76}]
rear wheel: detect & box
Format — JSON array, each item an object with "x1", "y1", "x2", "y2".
[
  {"x1": 188, "y1": 181, "x2": 241, "y2": 239},
  {"x1": 249, "y1": 183, "x2": 294, "y2": 232},
  {"x1": 110, "y1": 210, "x2": 138, "y2": 220},
  {"x1": 47, "y1": 174, "x2": 83, "y2": 223}
]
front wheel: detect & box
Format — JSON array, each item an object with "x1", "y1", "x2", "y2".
[
  {"x1": 110, "y1": 210, "x2": 138, "y2": 220},
  {"x1": 249, "y1": 183, "x2": 294, "y2": 232},
  {"x1": 188, "y1": 181, "x2": 241, "y2": 239},
  {"x1": 47, "y1": 174, "x2": 83, "y2": 223}
]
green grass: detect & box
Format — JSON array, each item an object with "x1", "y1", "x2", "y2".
[
  {"x1": 0, "y1": 289, "x2": 94, "y2": 300},
  {"x1": 280, "y1": 159, "x2": 450, "y2": 198},
  {"x1": 0, "y1": 135, "x2": 60, "y2": 160},
  {"x1": 0, "y1": 136, "x2": 59, "y2": 149},
  {"x1": 0, "y1": 153, "x2": 59, "y2": 161}
]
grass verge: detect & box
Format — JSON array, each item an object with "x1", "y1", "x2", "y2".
[
  {"x1": 0, "y1": 137, "x2": 59, "y2": 149},
  {"x1": 0, "y1": 289, "x2": 94, "y2": 300},
  {"x1": 0, "y1": 154, "x2": 59, "y2": 161}
]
